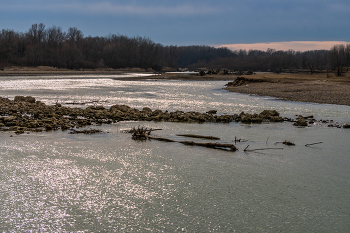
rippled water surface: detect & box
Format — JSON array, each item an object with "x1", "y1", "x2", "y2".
[{"x1": 1, "y1": 75, "x2": 350, "y2": 232}]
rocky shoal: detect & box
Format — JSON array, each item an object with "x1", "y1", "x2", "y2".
[{"x1": 0, "y1": 96, "x2": 348, "y2": 134}]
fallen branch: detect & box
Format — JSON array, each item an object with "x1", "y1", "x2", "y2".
[
  {"x1": 176, "y1": 134, "x2": 220, "y2": 140},
  {"x1": 234, "y1": 136, "x2": 248, "y2": 144},
  {"x1": 131, "y1": 126, "x2": 153, "y2": 140},
  {"x1": 127, "y1": 126, "x2": 162, "y2": 134},
  {"x1": 179, "y1": 141, "x2": 237, "y2": 151},
  {"x1": 275, "y1": 140, "x2": 295, "y2": 146},
  {"x1": 148, "y1": 136, "x2": 177, "y2": 142},
  {"x1": 69, "y1": 129, "x2": 103, "y2": 134},
  {"x1": 127, "y1": 127, "x2": 237, "y2": 151},
  {"x1": 305, "y1": 142, "x2": 323, "y2": 147},
  {"x1": 244, "y1": 145, "x2": 283, "y2": 152}
]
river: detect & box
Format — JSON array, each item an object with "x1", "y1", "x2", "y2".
[{"x1": 1, "y1": 74, "x2": 350, "y2": 232}]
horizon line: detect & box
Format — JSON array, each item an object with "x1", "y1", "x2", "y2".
[{"x1": 216, "y1": 41, "x2": 349, "y2": 52}]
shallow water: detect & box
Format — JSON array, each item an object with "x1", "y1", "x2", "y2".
[{"x1": 1, "y1": 75, "x2": 350, "y2": 232}]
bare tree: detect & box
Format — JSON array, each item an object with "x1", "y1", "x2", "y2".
[{"x1": 329, "y1": 44, "x2": 349, "y2": 76}]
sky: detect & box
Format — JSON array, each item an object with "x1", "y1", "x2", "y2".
[{"x1": 1, "y1": 0, "x2": 349, "y2": 51}]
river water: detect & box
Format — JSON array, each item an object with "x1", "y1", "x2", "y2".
[{"x1": 1, "y1": 74, "x2": 350, "y2": 232}]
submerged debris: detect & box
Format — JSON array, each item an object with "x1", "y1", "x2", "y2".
[
  {"x1": 305, "y1": 142, "x2": 323, "y2": 147},
  {"x1": 176, "y1": 134, "x2": 220, "y2": 140},
  {"x1": 148, "y1": 136, "x2": 177, "y2": 142},
  {"x1": 179, "y1": 141, "x2": 237, "y2": 151},
  {"x1": 131, "y1": 126, "x2": 154, "y2": 140},
  {"x1": 243, "y1": 145, "x2": 284, "y2": 152},
  {"x1": 275, "y1": 140, "x2": 296, "y2": 146},
  {"x1": 234, "y1": 136, "x2": 248, "y2": 144},
  {"x1": 128, "y1": 126, "x2": 237, "y2": 151},
  {"x1": 69, "y1": 129, "x2": 103, "y2": 134}
]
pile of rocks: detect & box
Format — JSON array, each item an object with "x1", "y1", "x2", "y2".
[{"x1": 2, "y1": 95, "x2": 345, "y2": 134}]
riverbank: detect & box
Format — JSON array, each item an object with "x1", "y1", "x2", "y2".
[
  {"x1": 223, "y1": 73, "x2": 350, "y2": 106},
  {"x1": 0, "y1": 66, "x2": 150, "y2": 76}
]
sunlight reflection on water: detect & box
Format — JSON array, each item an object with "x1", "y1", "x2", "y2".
[
  {"x1": 1, "y1": 76, "x2": 349, "y2": 120},
  {"x1": 1, "y1": 75, "x2": 350, "y2": 232}
]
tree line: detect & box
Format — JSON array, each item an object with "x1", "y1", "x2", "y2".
[
  {"x1": 189, "y1": 45, "x2": 350, "y2": 76},
  {"x1": 0, "y1": 23, "x2": 349, "y2": 75}
]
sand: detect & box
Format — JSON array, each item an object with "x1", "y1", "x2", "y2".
[{"x1": 223, "y1": 73, "x2": 350, "y2": 106}]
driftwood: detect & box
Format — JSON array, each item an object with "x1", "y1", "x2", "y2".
[
  {"x1": 129, "y1": 126, "x2": 162, "y2": 140},
  {"x1": 128, "y1": 127, "x2": 237, "y2": 151},
  {"x1": 131, "y1": 126, "x2": 152, "y2": 140},
  {"x1": 243, "y1": 145, "x2": 283, "y2": 152},
  {"x1": 69, "y1": 129, "x2": 103, "y2": 134},
  {"x1": 176, "y1": 134, "x2": 220, "y2": 140},
  {"x1": 275, "y1": 140, "x2": 295, "y2": 146},
  {"x1": 148, "y1": 136, "x2": 177, "y2": 142},
  {"x1": 305, "y1": 142, "x2": 323, "y2": 147},
  {"x1": 234, "y1": 136, "x2": 248, "y2": 144},
  {"x1": 179, "y1": 141, "x2": 237, "y2": 151}
]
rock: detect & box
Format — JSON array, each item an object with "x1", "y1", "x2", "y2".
[
  {"x1": 241, "y1": 114, "x2": 252, "y2": 123},
  {"x1": 270, "y1": 116, "x2": 284, "y2": 122},
  {"x1": 142, "y1": 107, "x2": 153, "y2": 113},
  {"x1": 14, "y1": 96, "x2": 36, "y2": 103},
  {"x1": 1, "y1": 96, "x2": 324, "y2": 131},
  {"x1": 259, "y1": 110, "x2": 280, "y2": 118},
  {"x1": 251, "y1": 117, "x2": 263, "y2": 123},
  {"x1": 15, "y1": 129, "x2": 25, "y2": 134},
  {"x1": 3, "y1": 116, "x2": 17, "y2": 122},
  {"x1": 207, "y1": 110, "x2": 217, "y2": 115},
  {"x1": 293, "y1": 117, "x2": 308, "y2": 126},
  {"x1": 109, "y1": 104, "x2": 131, "y2": 113}
]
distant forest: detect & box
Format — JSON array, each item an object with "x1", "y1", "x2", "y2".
[{"x1": 1, "y1": 23, "x2": 349, "y2": 75}]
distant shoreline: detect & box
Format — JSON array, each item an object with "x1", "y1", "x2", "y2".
[{"x1": 0, "y1": 67, "x2": 149, "y2": 76}]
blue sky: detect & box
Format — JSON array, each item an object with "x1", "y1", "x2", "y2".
[{"x1": 1, "y1": 0, "x2": 349, "y2": 51}]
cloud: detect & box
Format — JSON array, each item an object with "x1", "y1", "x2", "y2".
[{"x1": 217, "y1": 41, "x2": 349, "y2": 52}]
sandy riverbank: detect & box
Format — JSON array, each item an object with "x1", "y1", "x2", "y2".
[{"x1": 223, "y1": 73, "x2": 350, "y2": 106}]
